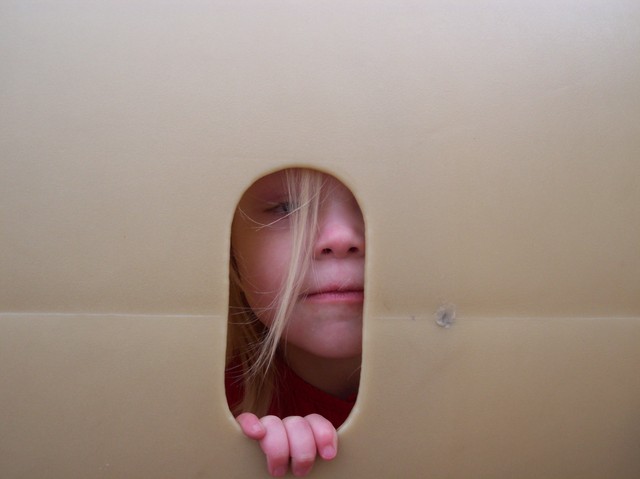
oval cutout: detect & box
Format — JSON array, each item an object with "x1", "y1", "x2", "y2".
[{"x1": 225, "y1": 167, "x2": 365, "y2": 428}]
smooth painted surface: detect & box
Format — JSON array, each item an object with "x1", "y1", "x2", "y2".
[{"x1": 1, "y1": 1, "x2": 639, "y2": 477}]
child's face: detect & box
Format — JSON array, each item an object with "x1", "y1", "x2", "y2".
[{"x1": 232, "y1": 169, "x2": 365, "y2": 361}]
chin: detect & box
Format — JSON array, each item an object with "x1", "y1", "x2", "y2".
[{"x1": 318, "y1": 344, "x2": 362, "y2": 360}]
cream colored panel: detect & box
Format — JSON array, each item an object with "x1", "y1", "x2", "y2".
[
  {"x1": 0, "y1": 314, "x2": 230, "y2": 478},
  {"x1": 1, "y1": 1, "x2": 639, "y2": 478},
  {"x1": 1, "y1": 314, "x2": 638, "y2": 478}
]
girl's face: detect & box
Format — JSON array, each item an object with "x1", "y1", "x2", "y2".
[{"x1": 232, "y1": 169, "x2": 365, "y2": 361}]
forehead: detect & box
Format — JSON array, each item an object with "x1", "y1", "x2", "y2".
[
  {"x1": 241, "y1": 171, "x2": 289, "y2": 200},
  {"x1": 240, "y1": 169, "x2": 345, "y2": 204}
]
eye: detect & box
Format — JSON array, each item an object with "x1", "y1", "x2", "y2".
[{"x1": 267, "y1": 201, "x2": 297, "y2": 216}]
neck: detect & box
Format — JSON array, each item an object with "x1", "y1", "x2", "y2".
[{"x1": 281, "y1": 346, "x2": 361, "y2": 399}]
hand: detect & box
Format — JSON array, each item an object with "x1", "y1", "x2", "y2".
[{"x1": 235, "y1": 413, "x2": 338, "y2": 477}]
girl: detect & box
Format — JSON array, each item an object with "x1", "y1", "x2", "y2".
[{"x1": 226, "y1": 167, "x2": 365, "y2": 477}]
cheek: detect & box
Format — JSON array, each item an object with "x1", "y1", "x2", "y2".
[{"x1": 233, "y1": 233, "x2": 292, "y2": 317}]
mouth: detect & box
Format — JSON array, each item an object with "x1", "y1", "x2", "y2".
[{"x1": 303, "y1": 286, "x2": 364, "y2": 304}]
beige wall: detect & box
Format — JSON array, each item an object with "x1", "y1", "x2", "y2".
[{"x1": 1, "y1": 1, "x2": 639, "y2": 477}]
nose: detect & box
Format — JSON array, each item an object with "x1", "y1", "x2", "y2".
[{"x1": 313, "y1": 186, "x2": 365, "y2": 259}]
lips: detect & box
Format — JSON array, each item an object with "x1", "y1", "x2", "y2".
[{"x1": 303, "y1": 285, "x2": 364, "y2": 303}]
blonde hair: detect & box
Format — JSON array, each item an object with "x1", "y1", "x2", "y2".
[{"x1": 227, "y1": 168, "x2": 325, "y2": 416}]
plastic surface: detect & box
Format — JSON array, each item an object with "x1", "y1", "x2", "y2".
[{"x1": 1, "y1": 1, "x2": 639, "y2": 477}]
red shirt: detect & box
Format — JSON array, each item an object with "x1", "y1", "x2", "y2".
[{"x1": 225, "y1": 361, "x2": 356, "y2": 428}]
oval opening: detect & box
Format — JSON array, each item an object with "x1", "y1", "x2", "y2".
[{"x1": 225, "y1": 167, "x2": 365, "y2": 429}]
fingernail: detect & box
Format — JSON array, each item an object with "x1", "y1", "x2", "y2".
[
  {"x1": 272, "y1": 465, "x2": 287, "y2": 477},
  {"x1": 322, "y1": 445, "x2": 336, "y2": 459}
]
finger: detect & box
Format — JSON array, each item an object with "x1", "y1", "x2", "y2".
[
  {"x1": 305, "y1": 413, "x2": 338, "y2": 460},
  {"x1": 283, "y1": 416, "x2": 317, "y2": 477},
  {"x1": 235, "y1": 412, "x2": 266, "y2": 439},
  {"x1": 259, "y1": 415, "x2": 290, "y2": 477}
]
